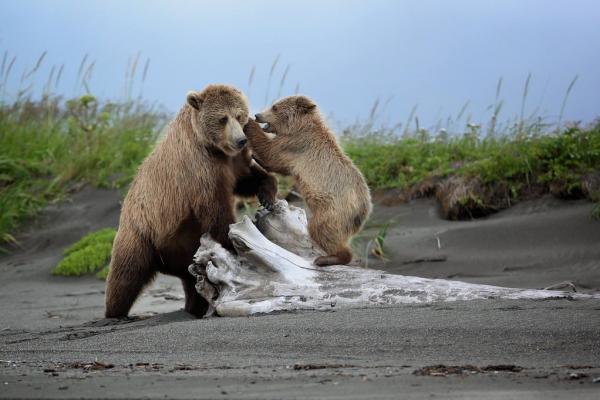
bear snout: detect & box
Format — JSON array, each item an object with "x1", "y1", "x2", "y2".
[
  {"x1": 236, "y1": 137, "x2": 248, "y2": 149},
  {"x1": 255, "y1": 113, "x2": 266, "y2": 123}
]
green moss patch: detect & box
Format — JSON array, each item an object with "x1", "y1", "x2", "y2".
[{"x1": 52, "y1": 228, "x2": 116, "y2": 277}]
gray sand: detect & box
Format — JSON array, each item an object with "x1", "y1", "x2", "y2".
[{"x1": 1, "y1": 188, "x2": 599, "y2": 399}]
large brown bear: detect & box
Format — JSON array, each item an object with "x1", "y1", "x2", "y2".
[
  {"x1": 244, "y1": 95, "x2": 372, "y2": 266},
  {"x1": 105, "y1": 84, "x2": 277, "y2": 318}
]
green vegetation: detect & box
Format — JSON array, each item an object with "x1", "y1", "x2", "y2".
[
  {"x1": 341, "y1": 75, "x2": 599, "y2": 219},
  {"x1": 0, "y1": 51, "x2": 164, "y2": 249},
  {"x1": 52, "y1": 228, "x2": 116, "y2": 276},
  {"x1": 370, "y1": 223, "x2": 389, "y2": 260},
  {"x1": 0, "y1": 95, "x2": 165, "y2": 248},
  {"x1": 343, "y1": 123, "x2": 599, "y2": 192},
  {"x1": 342, "y1": 122, "x2": 600, "y2": 218}
]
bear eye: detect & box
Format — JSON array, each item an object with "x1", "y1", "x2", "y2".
[
  {"x1": 219, "y1": 116, "x2": 228, "y2": 125},
  {"x1": 236, "y1": 115, "x2": 243, "y2": 123},
  {"x1": 272, "y1": 105, "x2": 278, "y2": 112}
]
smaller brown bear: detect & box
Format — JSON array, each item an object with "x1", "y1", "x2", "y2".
[
  {"x1": 244, "y1": 95, "x2": 372, "y2": 266},
  {"x1": 105, "y1": 84, "x2": 277, "y2": 318}
]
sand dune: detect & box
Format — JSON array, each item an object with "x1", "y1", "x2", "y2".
[{"x1": 358, "y1": 196, "x2": 600, "y2": 291}]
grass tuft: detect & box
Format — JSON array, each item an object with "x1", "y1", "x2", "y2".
[
  {"x1": 52, "y1": 228, "x2": 116, "y2": 277},
  {"x1": 371, "y1": 223, "x2": 389, "y2": 260}
]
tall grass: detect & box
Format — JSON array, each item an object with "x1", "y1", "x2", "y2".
[
  {"x1": 0, "y1": 51, "x2": 166, "y2": 248},
  {"x1": 0, "y1": 95, "x2": 166, "y2": 247},
  {"x1": 341, "y1": 72, "x2": 595, "y2": 198},
  {"x1": 343, "y1": 122, "x2": 600, "y2": 194},
  {"x1": 558, "y1": 75, "x2": 579, "y2": 128},
  {"x1": 250, "y1": 54, "x2": 294, "y2": 109},
  {"x1": 263, "y1": 54, "x2": 280, "y2": 107}
]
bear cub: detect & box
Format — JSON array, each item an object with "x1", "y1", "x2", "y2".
[{"x1": 244, "y1": 95, "x2": 372, "y2": 266}]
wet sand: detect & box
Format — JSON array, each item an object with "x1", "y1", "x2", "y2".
[{"x1": 1, "y1": 187, "x2": 599, "y2": 399}]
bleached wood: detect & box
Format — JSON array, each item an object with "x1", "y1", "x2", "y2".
[{"x1": 189, "y1": 200, "x2": 598, "y2": 317}]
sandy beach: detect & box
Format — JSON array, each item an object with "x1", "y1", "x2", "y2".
[{"x1": 1, "y1": 187, "x2": 599, "y2": 399}]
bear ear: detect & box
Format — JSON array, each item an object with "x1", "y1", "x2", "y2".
[
  {"x1": 186, "y1": 91, "x2": 204, "y2": 111},
  {"x1": 296, "y1": 96, "x2": 316, "y2": 113}
]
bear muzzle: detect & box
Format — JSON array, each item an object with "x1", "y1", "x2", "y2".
[
  {"x1": 255, "y1": 113, "x2": 274, "y2": 133},
  {"x1": 225, "y1": 119, "x2": 248, "y2": 151},
  {"x1": 236, "y1": 137, "x2": 248, "y2": 149}
]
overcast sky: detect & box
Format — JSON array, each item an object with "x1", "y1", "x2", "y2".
[{"x1": 1, "y1": 0, "x2": 599, "y2": 130}]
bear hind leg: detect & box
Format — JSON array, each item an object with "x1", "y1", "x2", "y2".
[
  {"x1": 308, "y1": 215, "x2": 353, "y2": 266},
  {"x1": 105, "y1": 229, "x2": 157, "y2": 318},
  {"x1": 314, "y1": 245, "x2": 353, "y2": 266}
]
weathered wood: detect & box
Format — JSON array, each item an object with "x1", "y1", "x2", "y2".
[{"x1": 189, "y1": 200, "x2": 598, "y2": 317}]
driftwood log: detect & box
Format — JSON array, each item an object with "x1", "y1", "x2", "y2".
[{"x1": 189, "y1": 200, "x2": 598, "y2": 317}]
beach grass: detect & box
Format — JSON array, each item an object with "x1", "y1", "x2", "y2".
[
  {"x1": 343, "y1": 121, "x2": 600, "y2": 191},
  {"x1": 0, "y1": 95, "x2": 165, "y2": 249},
  {"x1": 0, "y1": 51, "x2": 164, "y2": 249},
  {"x1": 343, "y1": 122, "x2": 600, "y2": 218}
]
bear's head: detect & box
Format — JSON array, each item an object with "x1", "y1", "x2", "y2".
[
  {"x1": 254, "y1": 95, "x2": 317, "y2": 136},
  {"x1": 186, "y1": 84, "x2": 250, "y2": 156}
]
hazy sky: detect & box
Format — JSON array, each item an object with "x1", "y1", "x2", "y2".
[{"x1": 1, "y1": 0, "x2": 599, "y2": 130}]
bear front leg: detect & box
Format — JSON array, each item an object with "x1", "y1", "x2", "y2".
[
  {"x1": 243, "y1": 119, "x2": 289, "y2": 175},
  {"x1": 234, "y1": 160, "x2": 278, "y2": 210},
  {"x1": 256, "y1": 165, "x2": 278, "y2": 210},
  {"x1": 209, "y1": 204, "x2": 236, "y2": 251},
  {"x1": 181, "y1": 276, "x2": 210, "y2": 317}
]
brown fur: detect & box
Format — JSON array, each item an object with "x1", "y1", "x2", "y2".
[
  {"x1": 105, "y1": 85, "x2": 277, "y2": 318},
  {"x1": 244, "y1": 95, "x2": 372, "y2": 266}
]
